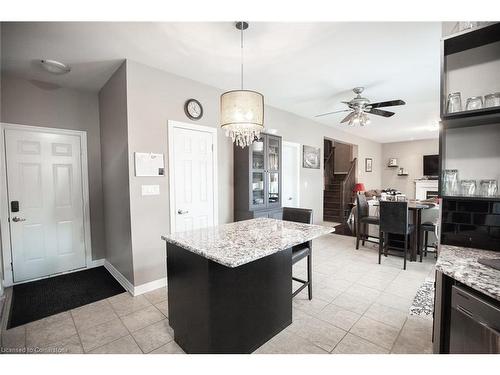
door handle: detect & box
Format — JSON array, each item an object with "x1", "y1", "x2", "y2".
[
  {"x1": 12, "y1": 216, "x2": 26, "y2": 222},
  {"x1": 177, "y1": 209, "x2": 189, "y2": 215},
  {"x1": 288, "y1": 197, "x2": 293, "y2": 200}
]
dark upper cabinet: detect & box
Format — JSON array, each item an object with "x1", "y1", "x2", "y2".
[
  {"x1": 234, "y1": 133, "x2": 282, "y2": 221},
  {"x1": 439, "y1": 23, "x2": 500, "y2": 252}
]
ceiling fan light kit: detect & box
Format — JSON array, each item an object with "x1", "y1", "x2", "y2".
[
  {"x1": 220, "y1": 21, "x2": 265, "y2": 148},
  {"x1": 316, "y1": 87, "x2": 406, "y2": 127}
]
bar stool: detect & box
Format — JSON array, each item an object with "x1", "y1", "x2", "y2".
[
  {"x1": 379, "y1": 201, "x2": 414, "y2": 270},
  {"x1": 355, "y1": 193, "x2": 380, "y2": 249},
  {"x1": 282, "y1": 207, "x2": 313, "y2": 300},
  {"x1": 421, "y1": 222, "x2": 438, "y2": 260}
]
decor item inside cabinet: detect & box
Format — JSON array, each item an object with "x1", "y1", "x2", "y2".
[{"x1": 234, "y1": 133, "x2": 282, "y2": 221}]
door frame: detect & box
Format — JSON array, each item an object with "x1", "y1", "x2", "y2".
[
  {"x1": 167, "y1": 120, "x2": 219, "y2": 233},
  {"x1": 0, "y1": 123, "x2": 93, "y2": 287},
  {"x1": 282, "y1": 141, "x2": 301, "y2": 207}
]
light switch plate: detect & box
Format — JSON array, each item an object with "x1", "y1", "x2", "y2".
[{"x1": 141, "y1": 184, "x2": 160, "y2": 196}]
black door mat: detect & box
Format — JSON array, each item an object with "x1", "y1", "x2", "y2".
[{"x1": 7, "y1": 266, "x2": 125, "y2": 329}]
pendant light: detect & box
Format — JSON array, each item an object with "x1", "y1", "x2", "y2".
[{"x1": 220, "y1": 22, "x2": 264, "y2": 148}]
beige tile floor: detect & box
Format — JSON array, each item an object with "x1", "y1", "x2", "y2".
[{"x1": 0, "y1": 231, "x2": 435, "y2": 354}]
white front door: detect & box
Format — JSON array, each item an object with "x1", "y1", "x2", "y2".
[
  {"x1": 282, "y1": 141, "x2": 300, "y2": 208},
  {"x1": 5, "y1": 128, "x2": 87, "y2": 282},
  {"x1": 171, "y1": 126, "x2": 215, "y2": 233}
]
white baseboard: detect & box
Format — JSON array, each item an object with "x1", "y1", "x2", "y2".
[
  {"x1": 103, "y1": 260, "x2": 166, "y2": 296},
  {"x1": 88, "y1": 258, "x2": 105, "y2": 268},
  {"x1": 104, "y1": 260, "x2": 134, "y2": 295},
  {"x1": 133, "y1": 277, "x2": 167, "y2": 296}
]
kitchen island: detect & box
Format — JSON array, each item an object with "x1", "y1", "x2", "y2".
[{"x1": 161, "y1": 218, "x2": 333, "y2": 354}]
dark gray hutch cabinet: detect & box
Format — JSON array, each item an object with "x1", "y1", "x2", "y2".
[{"x1": 234, "y1": 133, "x2": 282, "y2": 221}]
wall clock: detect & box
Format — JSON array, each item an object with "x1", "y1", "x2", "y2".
[{"x1": 184, "y1": 99, "x2": 203, "y2": 120}]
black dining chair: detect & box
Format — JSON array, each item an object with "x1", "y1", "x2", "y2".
[
  {"x1": 379, "y1": 201, "x2": 414, "y2": 270},
  {"x1": 355, "y1": 193, "x2": 380, "y2": 249},
  {"x1": 282, "y1": 207, "x2": 313, "y2": 300}
]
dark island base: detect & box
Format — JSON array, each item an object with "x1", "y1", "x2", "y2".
[{"x1": 166, "y1": 243, "x2": 293, "y2": 354}]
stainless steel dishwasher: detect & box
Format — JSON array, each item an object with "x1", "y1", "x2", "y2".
[{"x1": 450, "y1": 285, "x2": 500, "y2": 354}]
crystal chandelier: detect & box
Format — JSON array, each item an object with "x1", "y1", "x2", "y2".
[{"x1": 220, "y1": 22, "x2": 264, "y2": 148}]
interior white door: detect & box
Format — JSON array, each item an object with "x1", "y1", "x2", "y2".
[
  {"x1": 172, "y1": 127, "x2": 215, "y2": 233},
  {"x1": 5, "y1": 128, "x2": 86, "y2": 282},
  {"x1": 282, "y1": 142, "x2": 300, "y2": 208}
]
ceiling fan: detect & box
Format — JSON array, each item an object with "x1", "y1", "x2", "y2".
[{"x1": 315, "y1": 87, "x2": 406, "y2": 126}]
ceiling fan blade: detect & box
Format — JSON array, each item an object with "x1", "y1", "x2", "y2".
[
  {"x1": 369, "y1": 100, "x2": 406, "y2": 109},
  {"x1": 369, "y1": 108, "x2": 395, "y2": 117},
  {"x1": 315, "y1": 109, "x2": 350, "y2": 118},
  {"x1": 341, "y1": 112, "x2": 356, "y2": 123}
]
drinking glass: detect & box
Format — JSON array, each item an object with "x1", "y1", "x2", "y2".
[
  {"x1": 442, "y1": 169, "x2": 459, "y2": 195},
  {"x1": 465, "y1": 96, "x2": 483, "y2": 111},
  {"x1": 480, "y1": 179, "x2": 498, "y2": 197},
  {"x1": 460, "y1": 180, "x2": 477, "y2": 196},
  {"x1": 484, "y1": 93, "x2": 500, "y2": 108},
  {"x1": 447, "y1": 93, "x2": 462, "y2": 113}
]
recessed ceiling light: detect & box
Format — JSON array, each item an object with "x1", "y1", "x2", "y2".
[{"x1": 40, "y1": 59, "x2": 71, "y2": 74}]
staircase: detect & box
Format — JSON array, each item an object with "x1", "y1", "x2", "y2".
[{"x1": 324, "y1": 174, "x2": 347, "y2": 222}]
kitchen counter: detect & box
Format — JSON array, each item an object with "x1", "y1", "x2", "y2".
[
  {"x1": 161, "y1": 217, "x2": 334, "y2": 268},
  {"x1": 436, "y1": 245, "x2": 500, "y2": 302},
  {"x1": 161, "y1": 217, "x2": 334, "y2": 353}
]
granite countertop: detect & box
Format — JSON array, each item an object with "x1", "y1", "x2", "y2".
[
  {"x1": 436, "y1": 245, "x2": 500, "y2": 301},
  {"x1": 161, "y1": 218, "x2": 334, "y2": 268}
]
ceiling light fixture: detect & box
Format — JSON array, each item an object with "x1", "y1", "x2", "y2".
[
  {"x1": 347, "y1": 110, "x2": 371, "y2": 127},
  {"x1": 40, "y1": 59, "x2": 71, "y2": 74},
  {"x1": 220, "y1": 22, "x2": 264, "y2": 148}
]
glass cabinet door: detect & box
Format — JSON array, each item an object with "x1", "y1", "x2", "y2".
[
  {"x1": 267, "y1": 171, "x2": 280, "y2": 207},
  {"x1": 267, "y1": 136, "x2": 280, "y2": 171},
  {"x1": 251, "y1": 172, "x2": 266, "y2": 209},
  {"x1": 266, "y1": 135, "x2": 281, "y2": 208},
  {"x1": 251, "y1": 138, "x2": 265, "y2": 170},
  {"x1": 250, "y1": 138, "x2": 266, "y2": 209}
]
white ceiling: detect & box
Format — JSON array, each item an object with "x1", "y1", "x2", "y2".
[{"x1": 1, "y1": 22, "x2": 441, "y2": 143}]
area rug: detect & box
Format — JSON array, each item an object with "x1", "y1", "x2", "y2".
[
  {"x1": 8, "y1": 266, "x2": 125, "y2": 329},
  {"x1": 409, "y1": 280, "x2": 435, "y2": 319}
]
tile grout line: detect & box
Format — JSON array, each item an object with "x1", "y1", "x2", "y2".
[
  {"x1": 115, "y1": 300, "x2": 167, "y2": 354},
  {"x1": 69, "y1": 310, "x2": 86, "y2": 354},
  {"x1": 388, "y1": 317, "x2": 409, "y2": 354}
]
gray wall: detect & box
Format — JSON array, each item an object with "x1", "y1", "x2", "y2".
[
  {"x1": 124, "y1": 59, "x2": 382, "y2": 287},
  {"x1": 98, "y1": 62, "x2": 135, "y2": 284},
  {"x1": 444, "y1": 123, "x2": 500, "y2": 184},
  {"x1": 381, "y1": 138, "x2": 439, "y2": 199},
  {"x1": 125, "y1": 60, "x2": 234, "y2": 285},
  {"x1": 0, "y1": 22, "x2": 3, "y2": 295},
  {"x1": 0, "y1": 74, "x2": 106, "y2": 261}
]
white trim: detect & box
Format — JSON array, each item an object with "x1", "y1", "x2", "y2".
[
  {"x1": 104, "y1": 260, "x2": 165, "y2": 296},
  {"x1": 104, "y1": 260, "x2": 134, "y2": 295},
  {"x1": 167, "y1": 120, "x2": 218, "y2": 234},
  {"x1": 88, "y1": 258, "x2": 105, "y2": 267},
  {"x1": 282, "y1": 141, "x2": 301, "y2": 207},
  {"x1": 133, "y1": 277, "x2": 167, "y2": 296},
  {"x1": 0, "y1": 123, "x2": 93, "y2": 286}
]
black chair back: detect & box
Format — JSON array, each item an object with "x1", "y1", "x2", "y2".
[
  {"x1": 379, "y1": 201, "x2": 409, "y2": 235},
  {"x1": 356, "y1": 193, "x2": 369, "y2": 219},
  {"x1": 282, "y1": 207, "x2": 313, "y2": 224}
]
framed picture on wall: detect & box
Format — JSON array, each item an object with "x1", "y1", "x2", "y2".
[
  {"x1": 365, "y1": 158, "x2": 373, "y2": 172},
  {"x1": 302, "y1": 145, "x2": 320, "y2": 169}
]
